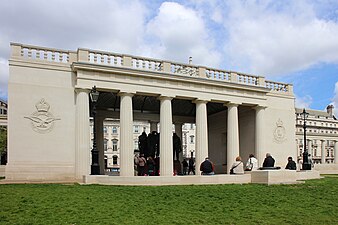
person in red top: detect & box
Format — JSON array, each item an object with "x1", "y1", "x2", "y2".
[{"x1": 200, "y1": 157, "x2": 215, "y2": 175}]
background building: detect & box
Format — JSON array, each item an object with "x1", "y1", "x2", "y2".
[
  {"x1": 90, "y1": 119, "x2": 196, "y2": 173},
  {"x1": 296, "y1": 105, "x2": 338, "y2": 165}
]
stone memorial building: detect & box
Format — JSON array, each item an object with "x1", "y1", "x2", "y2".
[{"x1": 7, "y1": 43, "x2": 298, "y2": 183}]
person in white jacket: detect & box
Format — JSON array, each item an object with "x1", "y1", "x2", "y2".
[{"x1": 245, "y1": 154, "x2": 258, "y2": 171}]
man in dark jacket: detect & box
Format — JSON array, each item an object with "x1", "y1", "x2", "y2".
[
  {"x1": 200, "y1": 157, "x2": 215, "y2": 175},
  {"x1": 285, "y1": 156, "x2": 297, "y2": 170},
  {"x1": 263, "y1": 153, "x2": 275, "y2": 167}
]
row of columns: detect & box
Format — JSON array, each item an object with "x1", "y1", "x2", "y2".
[
  {"x1": 304, "y1": 140, "x2": 338, "y2": 164},
  {"x1": 75, "y1": 89, "x2": 267, "y2": 179}
]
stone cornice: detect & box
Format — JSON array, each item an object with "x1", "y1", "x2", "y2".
[{"x1": 72, "y1": 62, "x2": 271, "y2": 94}]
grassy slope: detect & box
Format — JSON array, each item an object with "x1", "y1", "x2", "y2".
[{"x1": 0, "y1": 176, "x2": 337, "y2": 225}]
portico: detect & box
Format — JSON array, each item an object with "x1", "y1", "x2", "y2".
[{"x1": 6, "y1": 43, "x2": 297, "y2": 182}]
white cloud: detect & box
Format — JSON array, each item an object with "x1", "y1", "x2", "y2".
[
  {"x1": 145, "y1": 2, "x2": 221, "y2": 67},
  {"x1": 0, "y1": 59, "x2": 8, "y2": 100},
  {"x1": 332, "y1": 82, "x2": 338, "y2": 117},
  {"x1": 221, "y1": 0, "x2": 338, "y2": 76},
  {"x1": 295, "y1": 95, "x2": 313, "y2": 109},
  {"x1": 0, "y1": 0, "x2": 149, "y2": 99}
]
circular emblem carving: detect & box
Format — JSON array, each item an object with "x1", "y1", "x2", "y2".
[
  {"x1": 273, "y1": 119, "x2": 286, "y2": 143},
  {"x1": 24, "y1": 99, "x2": 60, "y2": 134}
]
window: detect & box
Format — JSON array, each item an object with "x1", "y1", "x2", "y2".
[
  {"x1": 113, "y1": 155, "x2": 118, "y2": 165},
  {"x1": 112, "y1": 126, "x2": 117, "y2": 134},
  {"x1": 103, "y1": 126, "x2": 107, "y2": 134},
  {"x1": 112, "y1": 139, "x2": 118, "y2": 151},
  {"x1": 143, "y1": 126, "x2": 147, "y2": 132},
  {"x1": 134, "y1": 125, "x2": 139, "y2": 133},
  {"x1": 190, "y1": 135, "x2": 194, "y2": 144},
  {"x1": 190, "y1": 124, "x2": 194, "y2": 129},
  {"x1": 134, "y1": 140, "x2": 138, "y2": 150},
  {"x1": 104, "y1": 139, "x2": 108, "y2": 151}
]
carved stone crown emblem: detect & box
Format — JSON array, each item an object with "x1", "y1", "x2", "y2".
[
  {"x1": 24, "y1": 99, "x2": 60, "y2": 134},
  {"x1": 273, "y1": 118, "x2": 286, "y2": 143},
  {"x1": 35, "y1": 99, "x2": 50, "y2": 112}
]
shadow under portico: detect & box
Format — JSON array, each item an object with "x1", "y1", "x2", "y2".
[{"x1": 90, "y1": 91, "x2": 256, "y2": 175}]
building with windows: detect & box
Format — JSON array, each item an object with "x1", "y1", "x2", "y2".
[
  {"x1": 0, "y1": 99, "x2": 7, "y2": 127},
  {"x1": 5, "y1": 43, "x2": 334, "y2": 183},
  {"x1": 0, "y1": 99, "x2": 7, "y2": 174},
  {"x1": 296, "y1": 105, "x2": 338, "y2": 165},
  {"x1": 90, "y1": 119, "x2": 196, "y2": 173}
]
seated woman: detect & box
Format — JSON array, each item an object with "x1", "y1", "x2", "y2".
[{"x1": 230, "y1": 156, "x2": 244, "y2": 175}]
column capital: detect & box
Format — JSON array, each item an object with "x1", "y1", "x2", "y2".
[
  {"x1": 225, "y1": 102, "x2": 241, "y2": 107},
  {"x1": 75, "y1": 88, "x2": 90, "y2": 94},
  {"x1": 158, "y1": 95, "x2": 173, "y2": 101},
  {"x1": 118, "y1": 91, "x2": 135, "y2": 97},
  {"x1": 253, "y1": 105, "x2": 267, "y2": 110},
  {"x1": 192, "y1": 99, "x2": 209, "y2": 104}
]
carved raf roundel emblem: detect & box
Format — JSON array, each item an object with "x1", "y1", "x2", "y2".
[
  {"x1": 24, "y1": 99, "x2": 60, "y2": 134},
  {"x1": 274, "y1": 119, "x2": 286, "y2": 143}
]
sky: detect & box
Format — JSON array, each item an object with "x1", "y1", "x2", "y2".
[{"x1": 0, "y1": 0, "x2": 338, "y2": 116}]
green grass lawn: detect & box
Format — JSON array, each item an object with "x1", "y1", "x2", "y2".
[{"x1": 0, "y1": 176, "x2": 337, "y2": 225}]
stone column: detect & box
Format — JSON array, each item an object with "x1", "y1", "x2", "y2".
[
  {"x1": 194, "y1": 100, "x2": 209, "y2": 175},
  {"x1": 175, "y1": 123, "x2": 183, "y2": 161},
  {"x1": 226, "y1": 103, "x2": 240, "y2": 173},
  {"x1": 75, "y1": 89, "x2": 91, "y2": 180},
  {"x1": 334, "y1": 141, "x2": 338, "y2": 164},
  {"x1": 119, "y1": 92, "x2": 134, "y2": 176},
  {"x1": 255, "y1": 106, "x2": 266, "y2": 167},
  {"x1": 308, "y1": 140, "x2": 312, "y2": 157},
  {"x1": 96, "y1": 116, "x2": 105, "y2": 175},
  {"x1": 159, "y1": 96, "x2": 173, "y2": 176},
  {"x1": 321, "y1": 140, "x2": 326, "y2": 164}
]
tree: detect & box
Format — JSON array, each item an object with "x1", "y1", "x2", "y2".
[{"x1": 0, "y1": 127, "x2": 7, "y2": 163}]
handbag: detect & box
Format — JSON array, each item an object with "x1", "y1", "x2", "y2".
[
  {"x1": 245, "y1": 158, "x2": 253, "y2": 171},
  {"x1": 230, "y1": 162, "x2": 241, "y2": 174}
]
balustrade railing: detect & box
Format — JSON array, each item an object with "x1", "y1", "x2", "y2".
[
  {"x1": 131, "y1": 57, "x2": 162, "y2": 71},
  {"x1": 171, "y1": 63, "x2": 198, "y2": 77},
  {"x1": 205, "y1": 69, "x2": 230, "y2": 81},
  {"x1": 11, "y1": 43, "x2": 293, "y2": 94},
  {"x1": 17, "y1": 44, "x2": 73, "y2": 63},
  {"x1": 237, "y1": 73, "x2": 258, "y2": 86},
  {"x1": 88, "y1": 51, "x2": 123, "y2": 66},
  {"x1": 265, "y1": 80, "x2": 289, "y2": 92}
]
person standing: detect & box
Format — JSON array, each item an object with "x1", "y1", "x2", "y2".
[
  {"x1": 200, "y1": 157, "x2": 215, "y2": 175},
  {"x1": 263, "y1": 153, "x2": 275, "y2": 167},
  {"x1": 285, "y1": 156, "x2": 297, "y2": 170},
  {"x1": 188, "y1": 156, "x2": 195, "y2": 175},
  {"x1": 182, "y1": 158, "x2": 188, "y2": 175},
  {"x1": 137, "y1": 154, "x2": 147, "y2": 176}
]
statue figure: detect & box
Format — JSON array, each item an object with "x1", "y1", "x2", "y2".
[
  {"x1": 173, "y1": 133, "x2": 182, "y2": 161},
  {"x1": 138, "y1": 132, "x2": 148, "y2": 157},
  {"x1": 147, "y1": 131, "x2": 159, "y2": 157}
]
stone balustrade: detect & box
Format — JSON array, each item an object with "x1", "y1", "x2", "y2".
[
  {"x1": 11, "y1": 43, "x2": 76, "y2": 63},
  {"x1": 265, "y1": 80, "x2": 292, "y2": 93},
  {"x1": 10, "y1": 43, "x2": 293, "y2": 94}
]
